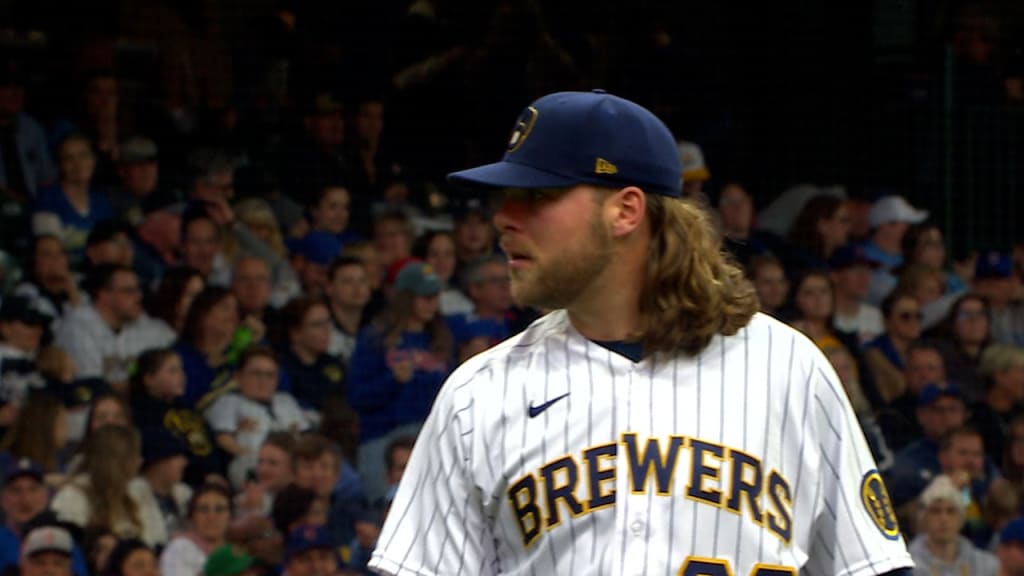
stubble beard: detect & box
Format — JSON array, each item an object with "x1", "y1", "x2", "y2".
[{"x1": 510, "y1": 216, "x2": 613, "y2": 311}]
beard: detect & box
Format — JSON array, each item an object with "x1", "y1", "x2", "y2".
[{"x1": 510, "y1": 213, "x2": 613, "y2": 310}]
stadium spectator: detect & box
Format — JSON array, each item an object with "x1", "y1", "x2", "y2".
[
  {"x1": 412, "y1": 230, "x2": 472, "y2": 316},
  {"x1": 159, "y1": 483, "x2": 233, "y2": 576},
  {"x1": 56, "y1": 264, "x2": 175, "y2": 390},
  {"x1": 864, "y1": 291, "x2": 923, "y2": 404},
  {"x1": 862, "y1": 195, "x2": 929, "y2": 305},
  {"x1": 50, "y1": 426, "x2": 167, "y2": 547},
  {"x1": 279, "y1": 296, "x2": 346, "y2": 422},
  {"x1": 324, "y1": 257, "x2": 372, "y2": 365},
  {"x1": 175, "y1": 287, "x2": 241, "y2": 409},
  {"x1": 829, "y1": 244, "x2": 885, "y2": 345},
  {"x1": 206, "y1": 345, "x2": 308, "y2": 488},
  {"x1": 747, "y1": 254, "x2": 790, "y2": 318},
  {"x1": 931, "y1": 294, "x2": 992, "y2": 403},
  {"x1": 971, "y1": 345, "x2": 1024, "y2": 465},
  {"x1": 349, "y1": 260, "x2": 451, "y2": 500},
  {"x1": 130, "y1": 347, "x2": 221, "y2": 489},
  {"x1": 30, "y1": 134, "x2": 113, "y2": 266},
  {"x1": 908, "y1": 474, "x2": 997, "y2": 576}
]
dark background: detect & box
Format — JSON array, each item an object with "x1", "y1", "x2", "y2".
[{"x1": 2, "y1": 0, "x2": 1021, "y2": 253}]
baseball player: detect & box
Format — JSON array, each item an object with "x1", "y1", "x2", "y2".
[{"x1": 369, "y1": 90, "x2": 914, "y2": 575}]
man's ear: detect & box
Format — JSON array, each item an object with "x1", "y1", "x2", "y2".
[{"x1": 606, "y1": 186, "x2": 646, "y2": 238}]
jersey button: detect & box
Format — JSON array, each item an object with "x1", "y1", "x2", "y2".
[{"x1": 630, "y1": 521, "x2": 644, "y2": 536}]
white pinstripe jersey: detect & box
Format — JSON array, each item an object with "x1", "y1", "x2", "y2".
[{"x1": 369, "y1": 311, "x2": 914, "y2": 576}]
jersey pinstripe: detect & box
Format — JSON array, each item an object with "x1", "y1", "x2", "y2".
[{"x1": 369, "y1": 311, "x2": 913, "y2": 576}]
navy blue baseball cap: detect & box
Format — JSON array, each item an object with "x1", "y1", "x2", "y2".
[
  {"x1": 284, "y1": 524, "x2": 336, "y2": 562},
  {"x1": 917, "y1": 383, "x2": 963, "y2": 407},
  {"x1": 828, "y1": 244, "x2": 878, "y2": 271},
  {"x1": 448, "y1": 90, "x2": 682, "y2": 197},
  {"x1": 1001, "y1": 517, "x2": 1024, "y2": 544}
]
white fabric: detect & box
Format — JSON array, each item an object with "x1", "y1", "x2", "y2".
[
  {"x1": 160, "y1": 536, "x2": 207, "y2": 576},
  {"x1": 833, "y1": 303, "x2": 885, "y2": 345},
  {"x1": 51, "y1": 475, "x2": 170, "y2": 546},
  {"x1": 205, "y1": 392, "x2": 309, "y2": 488},
  {"x1": 370, "y1": 312, "x2": 913, "y2": 576},
  {"x1": 55, "y1": 305, "x2": 175, "y2": 383}
]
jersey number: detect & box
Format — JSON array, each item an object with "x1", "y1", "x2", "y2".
[{"x1": 679, "y1": 557, "x2": 796, "y2": 576}]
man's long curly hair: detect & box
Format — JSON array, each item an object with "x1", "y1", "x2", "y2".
[{"x1": 639, "y1": 195, "x2": 759, "y2": 356}]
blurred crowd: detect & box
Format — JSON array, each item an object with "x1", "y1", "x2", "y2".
[{"x1": 0, "y1": 1, "x2": 1023, "y2": 575}]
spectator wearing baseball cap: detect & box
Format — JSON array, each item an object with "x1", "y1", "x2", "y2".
[
  {"x1": 861, "y1": 195, "x2": 928, "y2": 305},
  {"x1": 972, "y1": 251, "x2": 1024, "y2": 347},
  {"x1": 110, "y1": 137, "x2": 168, "y2": 226},
  {"x1": 829, "y1": 243, "x2": 885, "y2": 346},
  {"x1": 677, "y1": 141, "x2": 710, "y2": 201},
  {"x1": 908, "y1": 474, "x2": 997, "y2": 576},
  {"x1": 283, "y1": 525, "x2": 339, "y2": 576},
  {"x1": 349, "y1": 260, "x2": 452, "y2": 498},
  {"x1": 137, "y1": 427, "x2": 192, "y2": 539},
  {"x1": 998, "y1": 517, "x2": 1024, "y2": 569},
  {"x1": 288, "y1": 231, "x2": 343, "y2": 296},
  {"x1": 884, "y1": 383, "x2": 968, "y2": 507},
  {"x1": 0, "y1": 460, "x2": 47, "y2": 570},
  {"x1": 19, "y1": 525, "x2": 74, "y2": 576}
]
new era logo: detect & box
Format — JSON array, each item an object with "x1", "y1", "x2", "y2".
[{"x1": 595, "y1": 158, "x2": 618, "y2": 174}]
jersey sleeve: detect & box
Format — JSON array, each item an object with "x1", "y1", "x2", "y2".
[
  {"x1": 369, "y1": 373, "x2": 498, "y2": 576},
  {"x1": 804, "y1": 356, "x2": 914, "y2": 576}
]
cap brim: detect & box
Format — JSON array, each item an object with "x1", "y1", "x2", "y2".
[{"x1": 448, "y1": 161, "x2": 579, "y2": 191}]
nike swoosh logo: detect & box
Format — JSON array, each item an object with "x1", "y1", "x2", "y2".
[{"x1": 528, "y1": 393, "x2": 570, "y2": 418}]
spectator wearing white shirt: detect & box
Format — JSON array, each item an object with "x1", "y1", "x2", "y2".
[
  {"x1": 829, "y1": 244, "x2": 885, "y2": 345},
  {"x1": 205, "y1": 345, "x2": 308, "y2": 489},
  {"x1": 55, "y1": 264, "x2": 174, "y2": 391}
]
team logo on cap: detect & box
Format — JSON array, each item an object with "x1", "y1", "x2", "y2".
[
  {"x1": 507, "y1": 106, "x2": 538, "y2": 152},
  {"x1": 861, "y1": 470, "x2": 900, "y2": 540}
]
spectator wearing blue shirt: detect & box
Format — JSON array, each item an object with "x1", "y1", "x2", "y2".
[
  {"x1": 30, "y1": 134, "x2": 113, "y2": 267},
  {"x1": 861, "y1": 195, "x2": 928, "y2": 305},
  {"x1": 886, "y1": 384, "x2": 971, "y2": 508},
  {"x1": 348, "y1": 260, "x2": 453, "y2": 501},
  {"x1": 174, "y1": 287, "x2": 241, "y2": 410},
  {"x1": 0, "y1": 461, "x2": 88, "y2": 576},
  {"x1": 279, "y1": 296, "x2": 346, "y2": 425}
]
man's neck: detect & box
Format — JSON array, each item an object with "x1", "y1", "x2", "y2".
[
  {"x1": 926, "y1": 537, "x2": 959, "y2": 563},
  {"x1": 95, "y1": 304, "x2": 123, "y2": 332},
  {"x1": 330, "y1": 302, "x2": 362, "y2": 334},
  {"x1": 834, "y1": 294, "x2": 861, "y2": 317}
]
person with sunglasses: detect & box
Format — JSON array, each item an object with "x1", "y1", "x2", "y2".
[{"x1": 864, "y1": 290, "x2": 924, "y2": 404}]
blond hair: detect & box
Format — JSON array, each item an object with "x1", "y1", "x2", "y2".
[
  {"x1": 79, "y1": 425, "x2": 142, "y2": 536},
  {"x1": 641, "y1": 196, "x2": 758, "y2": 355},
  {"x1": 227, "y1": 198, "x2": 288, "y2": 259},
  {"x1": 979, "y1": 344, "x2": 1024, "y2": 377}
]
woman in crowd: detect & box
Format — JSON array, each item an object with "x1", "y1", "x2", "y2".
[
  {"x1": 52, "y1": 425, "x2": 166, "y2": 547},
  {"x1": 12, "y1": 234, "x2": 81, "y2": 323},
  {"x1": 349, "y1": 260, "x2": 453, "y2": 490},
  {"x1": 902, "y1": 222, "x2": 969, "y2": 295},
  {"x1": 174, "y1": 286, "x2": 241, "y2": 409},
  {"x1": 0, "y1": 393, "x2": 67, "y2": 481},
  {"x1": 747, "y1": 254, "x2": 790, "y2": 318},
  {"x1": 864, "y1": 291, "x2": 923, "y2": 404},
  {"x1": 30, "y1": 133, "x2": 114, "y2": 265},
  {"x1": 229, "y1": 197, "x2": 301, "y2": 307},
  {"x1": 783, "y1": 195, "x2": 850, "y2": 277},
  {"x1": 130, "y1": 347, "x2": 222, "y2": 487},
  {"x1": 928, "y1": 294, "x2": 992, "y2": 403},
  {"x1": 278, "y1": 296, "x2": 346, "y2": 423},
  {"x1": 412, "y1": 230, "x2": 473, "y2": 316},
  {"x1": 148, "y1": 266, "x2": 205, "y2": 334},
  {"x1": 787, "y1": 270, "x2": 845, "y2": 350},
  {"x1": 159, "y1": 483, "x2": 233, "y2": 576}
]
